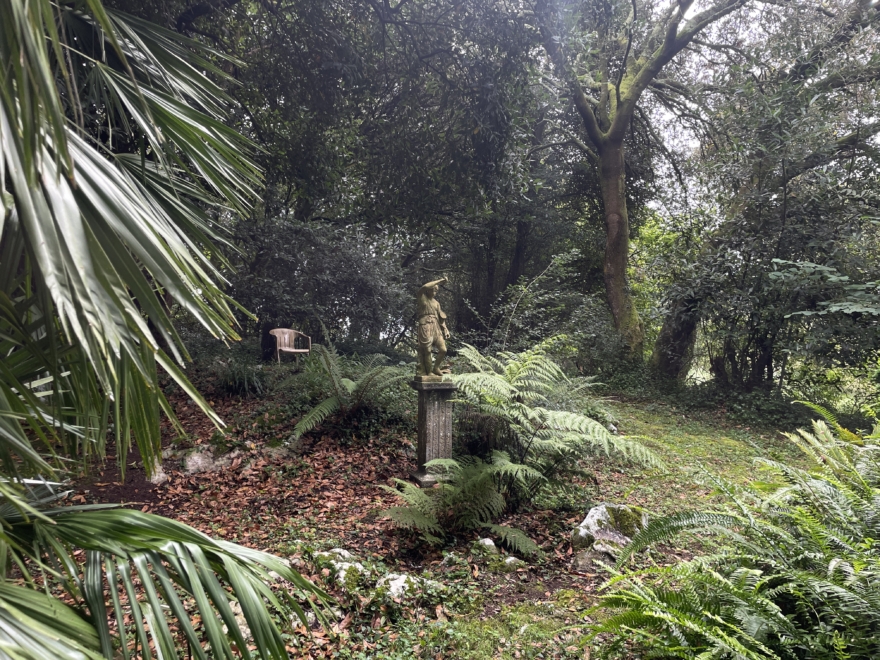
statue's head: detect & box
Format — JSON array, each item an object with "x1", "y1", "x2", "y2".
[{"x1": 420, "y1": 278, "x2": 446, "y2": 299}]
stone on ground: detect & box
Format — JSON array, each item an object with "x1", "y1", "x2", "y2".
[
  {"x1": 377, "y1": 573, "x2": 444, "y2": 598},
  {"x1": 475, "y1": 538, "x2": 499, "y2": 554},
  {"x1": 571, "y1": 502, "x2": 648, "y2": 558}
]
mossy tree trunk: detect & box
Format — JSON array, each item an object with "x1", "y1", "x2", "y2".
[
  {"x1": 534, "y1": 0, "x2": 749, "y2": 357},
  {"x1": 598, "y1": 141, "x2": 644, "y2": 354}
]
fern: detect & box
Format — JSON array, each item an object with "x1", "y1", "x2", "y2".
[
  {"x1": 592, "y1": 418, "x2": 880, "y2": 660},
  {"x1": 615, "y1": 511, "x2": 744, "y2": 567},
  {"x1": 292, "y1": 396, "x2": 340, "y2": 439},
  {"x1": 483, "y1": 524, "x2": 539, "y2": 556},
  {"x1": 454, "y1": 340, "x2": 658, "y2": 510},
  {"x1": 291, "y1": 345, "x2": 408, "y2": 438},
  {"x1": 381, "y1": 454, "x2": 540, "y2": 555},
  {"x1": 795, "y1": 401, "x2": 864, "y2": 445}
]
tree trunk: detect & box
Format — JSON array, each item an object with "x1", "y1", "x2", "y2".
[
  {"x1": 505, "y1": 220, "x2": 530, "y2": 288},
  {"x1": 484, "y1": 225, "x2": 498, "y2": 317},
  {"x1": 651, "y1": 296, "x2": 699, "y2": 379},
  {"x1": 260, "y1": 321, "x2": 277, "y2": 362},
  {"x1": 598, "y1": 142, "x2": 644, "y2": 356}
]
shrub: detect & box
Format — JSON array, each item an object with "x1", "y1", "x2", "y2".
[
  {"x1": 590, "y1": 418, "x2": 880, "y2": 659},
  {"x1": 383, "y1": 339, "x2": 657, "y2": 553},
  {"x1": 213, "y1": 357, "x2": 265, "y2": 397}
]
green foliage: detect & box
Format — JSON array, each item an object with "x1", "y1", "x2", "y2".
[
  {"x1": 652, "y1": 2, "x2": 880, "y2": 388},
  {"x1": 381, "y1": 452, "x2": 540, "y2": 556},
  {"x1": 5, "y1": 502, "x2": 329, "y2": 660},
  {"x1": 382, "y1": 337, "x2": 657, "y2": 550},
  {"x1": 456, "y1": 252, "x2": 631, "y2": 372},
  {"x1": 0, "y1": 0, "x2": 330, "y2": 655},
  {"x1": 454, "y1": 340, "x2": 659, "y2": 508},
  {"x1": 292, "y1": 345, "x2": 408, "y2": 439},
  {"x1": 592, "y1": 419, "x2": 880, "y2": 659},
  {"x1": 214, "y1": 357, "x2": 266, "y2": 397}
]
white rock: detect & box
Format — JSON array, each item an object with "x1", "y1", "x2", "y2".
[
  {"x1": 377, "y1": 573, "x2": 445, "y2": 598},
  {"x1": 316, "y1": 548, "x2": 355, "y2": 561},
  {"x1": 570, "y1": 503, "x2": 649, "y2": 558},
  {"x1": 330, "y1": 561, "x2": 364, "y2": 582},
  {"x1": 183, "y1": 449, "x2": 230, "y2": 474},
  {"x1": 221, "y1": 601, "x2": 251, "y2": 640},
  {"x1": 378, "y1": 573, "x2": 415, "y2": 598},
  {"x1": 504, "y1": 556, "x2": 524, "y2": 567},
  {"x1": 476, "y1": 538, "x2": 499, "y2": 554},
  {"x1": 149, "y1": 467, "x2": 169, "y2": 485},
  {"x1": 441, "y1": 552, "x2": 460, "y2": 565}
]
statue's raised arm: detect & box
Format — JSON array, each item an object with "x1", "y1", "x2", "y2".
[{"x1": 415, "y1": 278, "x2": 450, "y2": 379}]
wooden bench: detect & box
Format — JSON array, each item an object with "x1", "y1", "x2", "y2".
[{"x1": 268, "y1": 329, "x2": 311, "y2": 364}]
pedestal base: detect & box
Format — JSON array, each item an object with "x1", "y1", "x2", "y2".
[
  {"x1": 408, "y1": 379, "x2": 457, "y2": 488},
  {"x1": 410, "y1": 470, "x2": 438, "y2": 488}
]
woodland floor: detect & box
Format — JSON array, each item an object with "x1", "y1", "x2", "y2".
[{"x1": 74, "y1": 383, "x2": 807, "y2": 659}]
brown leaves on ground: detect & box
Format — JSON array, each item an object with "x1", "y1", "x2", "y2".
[{"x1": 74, "y1": 388, "x2": 607, "y2": 658}]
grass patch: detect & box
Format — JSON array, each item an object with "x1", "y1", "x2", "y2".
[{"x1": 587, "y1": 400, "x2": 807, "y2": 516}]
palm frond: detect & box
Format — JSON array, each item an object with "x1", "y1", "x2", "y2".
[{"x1": 5, "y1": 506, "x2": 329, "y2": 660}]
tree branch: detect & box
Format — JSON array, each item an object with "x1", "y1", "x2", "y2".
[
  {"x1": 786, "y1": 120, "x2": 880, "y2": 182},
  {"x1": 610, "y1": 0, "x2": 747, "y2": 142},
  {"x1": 534, "y1": 0, "x2": 605, "y2": 148},
  {"x1": 615, "y1": 0, "x2": 637, "y2": 108},
  {"x1": 778, "y1": 0, "x2": 877, "y2": 84}
]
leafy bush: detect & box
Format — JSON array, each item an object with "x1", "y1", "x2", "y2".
[
  {"x1": 454, "y1": 340, "x2": 658, "y2": 509},
  {"x1": 291, "y1": 345, "x2": 409, "y2": 438},
  {"x1": 214, "y1": 357, "x2": 266, "y2": 397},
  {"x1": 591, "y1": 418, "x2": 880, "y2": 659},
  {"x1": 381, "y1": 452, "x2": 540, "y2": 556}
]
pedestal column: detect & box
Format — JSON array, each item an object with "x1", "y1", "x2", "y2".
[{"x1": 409, "y1": 379, "x2": 457, "y2": 487}]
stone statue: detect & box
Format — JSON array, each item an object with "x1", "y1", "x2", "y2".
[{"x1": 416, "y1": 278, "x2": 450, "y2": 378}]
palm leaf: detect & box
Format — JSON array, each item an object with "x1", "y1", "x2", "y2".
[{"x1": 5, "y1": 507, "x2": 330, "y2": 660}]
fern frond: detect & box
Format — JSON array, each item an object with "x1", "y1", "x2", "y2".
[
  {"x1": 292, "y1": 396, "x2": 340, "y2": 439},
  {"x1": 617, "y1": 511, "x2": 744, "y2": 567},
  {"x1": 795, "y1": 402, "x2": 864, "y2": 446},
  {"x1": 381, "y1": 507, "x2": 443, "y2": 541},
  {"x1": 312, "y1": 344, "x2": 346, "y2": 401},
  {"x1": 358, "y1": 353, "x2": 389, "y2": 371},
  {"x1": 483, "y1": 524, "x2": 539, "y2": 556},
  {"x1": 424, "y1": 458, "x2": 462, "y2": 477},
  {"x1": 379, "y1": 479, "x2": 434, "y2": 512}
]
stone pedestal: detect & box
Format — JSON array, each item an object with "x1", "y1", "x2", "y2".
[{"x1": 409, "y1": 378, "x2": 457, "y2": 487}]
